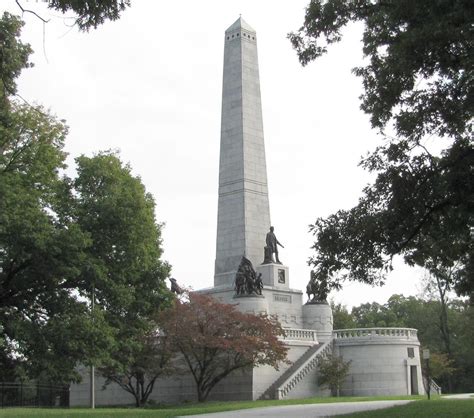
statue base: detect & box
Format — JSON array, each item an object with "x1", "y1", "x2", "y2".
[
  {"x1": 305, "y1": 299, "x2": 329, "y2": 305},
  {"x1": 233, "y1": 294, "x2": 265, "y2": 299},
  {"x1": 256, "y1": 263, "x2": 289, "y2": 289},
  {"x1": 302, "y1": 301, "x2": 333, "y2": 343},
  {"x1": 233, "y1": 293, "x2": 269, "y2": 315}
]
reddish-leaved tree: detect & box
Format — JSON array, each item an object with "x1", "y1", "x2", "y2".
[{"x1": 158, "y1": 293, "x2": 289, "y2": 402}]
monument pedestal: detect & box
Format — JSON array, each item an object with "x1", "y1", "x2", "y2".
[
  {"x1": 302, "y1": 302, "x2": 333, "y2": 343},
  {"x1": 233, "y1": 294, "x2": 269, "y2": 315},
  {"x1": 256, "y1": 263, "x2": 289, "y2": 289}
]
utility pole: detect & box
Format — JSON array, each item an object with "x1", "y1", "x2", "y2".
[
  {"x1": 90, "y1": 286, "x2": 95, "y2": 409},
  {"x1": 423, "y1": 349, "x2": 431, "y2": 400}
]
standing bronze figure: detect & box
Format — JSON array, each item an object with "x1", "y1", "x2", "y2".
[{"x1": 263, "y1": 226, "x2": 284, "y2": 264}]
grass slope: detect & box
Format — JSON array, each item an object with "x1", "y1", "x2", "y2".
[
  {"x1": 0, "y1": 395, "x2": 456, "y2": 418},
  {"x1": 339, "y1": 399, "x2": 474, "y2": 418}
]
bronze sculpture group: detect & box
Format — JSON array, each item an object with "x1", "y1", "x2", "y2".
[
  {"x1": 234, "y1": 256, "x2": 264, "y2": 296},
  {"x1": 306, "y1": 269, "x2": 329, "y2": 303}
]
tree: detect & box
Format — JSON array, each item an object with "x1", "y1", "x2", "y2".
[
  {"x1": 0, "y1": 12, "x2": 32, "y2": 105},
  {"x1": 451, "y1": 301, "x2": 474, "y2": 392},
  {"x1": 330, "y1": 301, "x2": 356, "y2": 330},
  {"x1": 0, "y1": 15, "x2": 171, "y2": 380},
  {"x1": 351, "y1": 301, "x2": 399, "y2": 328},
  {"x1": 1, "y1": 12, "x2": 109, "y2": 383},
  {"x1": 289, "y1": 1, "x2": 473, "y2": 301},
  {"x1": 73, "y1": 152, "x2": 172, "y2": 398},
  {"x1": 423, "y1": 352, "x2": 456, "y2": 383},
  {"x1": 1, "y1": 141, "x2": 171, "y2": 384},
  {"x1": 158, "y1": 293, "x2": 289, "y2": 402},
  {"x1": 423, "y1": 259, "x2": 465, "y2": 357},
  {"x1": 318, "y1": 352, "x2": 351, "y2": 397},
  {"x1": 13, "y1": 0, "x2": 131, "y2": 31},
  {"x1": 0, "y1": 25, "x2": 99, "y2": 377},
  {"x1": 99, "y1": 329, "x2": 175, "y2": 407},
  {"x1": 73, "y1": 152, "x2": 170, "y2": 322},
  {"x1": 1, "y1": 4, "x2": 168, "y2": 387}
]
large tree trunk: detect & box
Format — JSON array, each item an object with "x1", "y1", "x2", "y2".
[
  {"x1": 197, "y1": 386, "x2": 206, "y2": 402},
  {"x1": 133, "y1": 393, "x2": 140, "y2": 407},
  {"x1": 435, "y1": 271, "x2": 453, "y2": 392}
]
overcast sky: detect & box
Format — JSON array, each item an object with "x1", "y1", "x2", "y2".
[{"x1": 7, "y1": 0, "x2": 425, "y2": 309}]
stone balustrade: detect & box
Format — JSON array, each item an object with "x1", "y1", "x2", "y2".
[
  {"x1": 283, "y1": 328, "x2": 318, "y2": 342},
  {"x1": 276, "y1": 340, "x2": 332, "y2": 399},
  {"x1": 333, "y1": 327, "x2": 418, "y2": 341}
]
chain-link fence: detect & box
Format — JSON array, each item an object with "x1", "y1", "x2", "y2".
[{"x1": 0, "y1": 382, "x2": 69, "y2": 408}]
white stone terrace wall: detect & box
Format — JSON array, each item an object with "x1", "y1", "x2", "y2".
[{"x1": 334, "y1": 328, "x2": 424, "y2": 397}]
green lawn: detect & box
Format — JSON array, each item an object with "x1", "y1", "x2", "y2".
[
  {"x1": 0, "y1": 395, "x2": 429, "y2": 418},
  {"x1": 339, "y1": 398, "x2": 474, "y2": 418}
]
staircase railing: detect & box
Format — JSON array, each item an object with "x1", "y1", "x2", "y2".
[
  {"x1": 284, "y1": 328, "x2": 318, "y2": 342},
  {"x1": 258, "y1": 342, "x2": 322, "y2": 400},
  {"x1": 423, "y1": 377, "x2": 442, "y2": 395},
  {"x1": 274, "y1": 340, "x2": 332, "y2": 400}
]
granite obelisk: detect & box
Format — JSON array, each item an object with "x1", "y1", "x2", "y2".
[{"x1": 214, "y1": 17, "x2": 271, "y2": 287}]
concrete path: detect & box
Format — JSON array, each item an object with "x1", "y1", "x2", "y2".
[
  {"x1": 181, "y1": 400, "x2": 413, "y2": 417},
  {"x1": 442, "y1": 393, "x2": 474, "y2": 399}
]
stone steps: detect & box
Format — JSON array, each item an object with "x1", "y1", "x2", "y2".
[{"x1": 258, "y1": 341, "x2": 331, "y2": 400}]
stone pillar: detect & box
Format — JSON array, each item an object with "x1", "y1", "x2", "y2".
[
  {"x1": 214, "y1": 17, "x2": 271, "y2": 288},
  {"x1": 302, "y1": 302, "x2": 334, "y2": 343}
]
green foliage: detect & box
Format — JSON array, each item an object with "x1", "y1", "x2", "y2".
[
  {"x1": 44, "y1": 1, "x2": 131, "y2": 31},
  {"x1": 317, "y1": 352, "x2": 351, "y2": 396},
  {"x1": 424, "y1": 352, "x2": 456, "y2": 381},
  {"x1": 289, "y1": 0, "x2": 472, "y2": 139},
  {"x1": 331, "y1": 301, "x2": 356, "y2": 329},
  {"x1": 0, "y1": 100, "x2": 93, "y2": 382},
  {"x1": 290, "y1": 1, "x2": 473, "y2": 301},
  {"x1": 0, "y1": 12, "x2": 170, "y2": 384},
  {"x1": 1, "y1": 136, "x2": 170, "y2": 384},
  {"x1": 74, "y1": 153, "x2": 173, "y2": 405},
  {"x1": 73, "y1": 152, "x2": 171, "y2": 320},
  {"x1": 0, "y1": 12, "x2": 32, "y2": 101}
]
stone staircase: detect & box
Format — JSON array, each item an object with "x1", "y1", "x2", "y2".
[{"x1": 258, "y1": 340, "x2": 332, "y2": 400}]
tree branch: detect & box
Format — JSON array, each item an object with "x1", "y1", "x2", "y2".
[
  {"x1": 15, "y1": 0, "x2": 50, "y2": 24},
  {"x1": 395, "y1": 199, "x2": 452, "y2": 253}
]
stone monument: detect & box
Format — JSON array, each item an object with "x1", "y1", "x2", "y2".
[
  {"x1": 206, "y1": 17, "x2": 299, "y2": 327},
  {"x1": 69, "y1": 17, "x2": 425, "y2": 406},
  {"x1": 214, "y1": 17, "x2": 271, "y2": 288}
]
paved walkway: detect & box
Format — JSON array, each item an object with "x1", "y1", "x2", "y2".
[
  {"x1": 181, "y1": 400, "x2": 413, "y2": 418},
  {"x1": 181, "y1": 394, "x2": 474, "y2": 417},
  {"x1": 442, "y1": 393, "x2": 474, "y2": 399}
]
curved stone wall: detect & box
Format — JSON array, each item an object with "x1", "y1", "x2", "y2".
[{"x1": 334, "y1": 328, "x2": 424, "y2": 396}]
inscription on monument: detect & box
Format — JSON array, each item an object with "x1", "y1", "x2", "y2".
[{"x1": 274, "y1": 294, "x2": 291, "y2": 303}]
